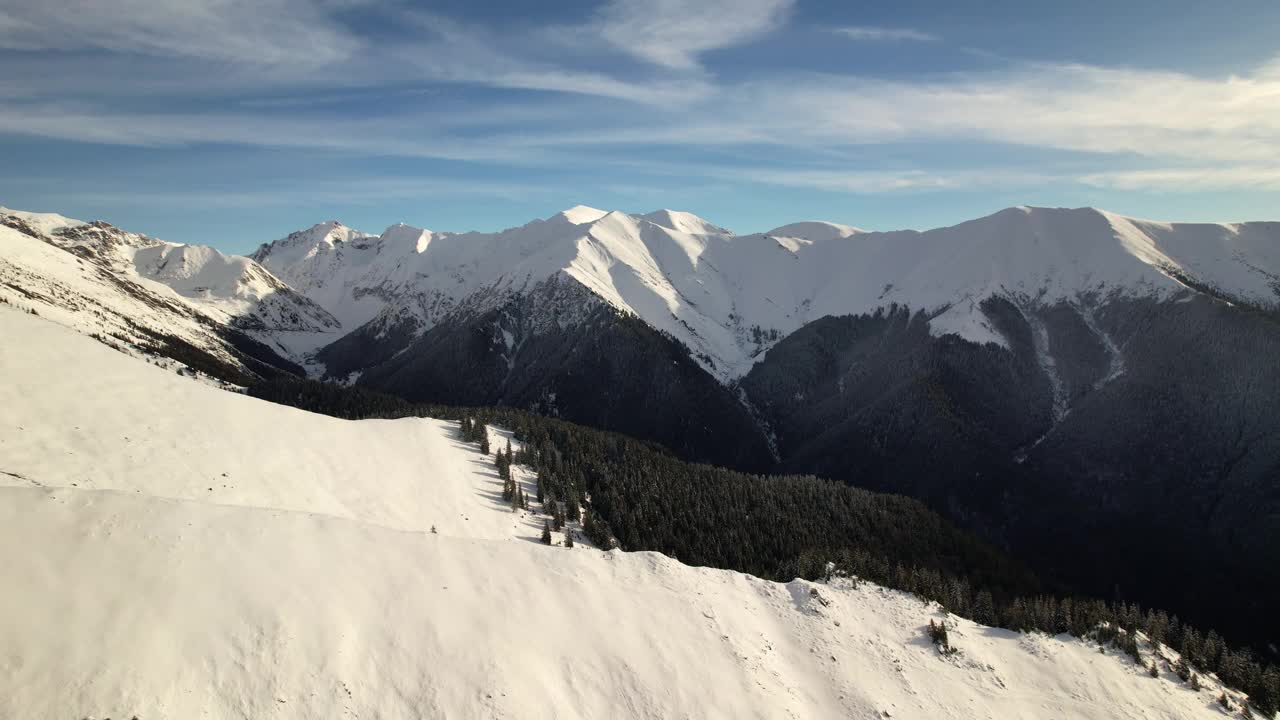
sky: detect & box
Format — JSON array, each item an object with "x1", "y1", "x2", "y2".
[{"x1": 2, "y1": 0, "x2": 1279, "y2": 253}]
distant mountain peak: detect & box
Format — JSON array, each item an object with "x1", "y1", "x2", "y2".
[
  {"x1": 640, "y1": 209, "x2": 729, "y2": 236},
  {"x1": 558, "y1": 205, "x2": 609, "y2": 225},
  {"x1": 765, "y1": 220, "x2": 864, "y2": 242}
]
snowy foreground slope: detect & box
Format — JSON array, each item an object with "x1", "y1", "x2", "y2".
[{"x1": 0, "y1": 309, "x2": 1237, "y2": 720}]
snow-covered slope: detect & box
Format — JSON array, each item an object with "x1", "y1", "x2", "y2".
[
  {"x1": 254, "y1": 205, "x2": 1280, "y2": 380},
  {"x1": 0, "y1": 308, "x2": 1250, "y2": 719},
  {"x1": 1, "y1": 212, "x2": 255, "y2": 377},
  {"x1": 1, "y1": 207, "x2": 338, "y2": 341}
]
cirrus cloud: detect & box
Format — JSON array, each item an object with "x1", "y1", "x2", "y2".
[
  {"x1": 590, "y1": 0, "x2": 794, "y2": 69},
  {"x1": 832, "y1": 26, "x2": 936, "y2": 42}
]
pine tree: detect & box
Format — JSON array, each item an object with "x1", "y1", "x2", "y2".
[
  {"x1": 1190, "y1": 673, "x2": 1201, "y2": 691},
  {"x1": 927, "y1": 619, "x2": 952, "y2": 653},
  {"x1": 567, "y1": 494, "x2": 581, "y2": 522},
  {"x1": 565, "y1": 530, "x2": 574, "y2": 548},
  {"x1": 480, "y1": 432, "x2": 490, "y2": 456},
  {"x1": 973, "y1": 590, "x2": 996, "y2": 627},
  {"x1": 1251, "y1": 668, "x2": 1280, "y2": 717},
  {"x1": 541, "y1": 521, "x2": 552, "y2": 545},
  {"x1": 1182, "y1": 628, "x2": 1202, "y2": 668},
  {"x1": 1204, "y1": 630, "x2": 1224, "y2": 673}
]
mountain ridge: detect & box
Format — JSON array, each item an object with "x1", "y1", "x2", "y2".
[{"x1": 246, "y1": 203, "x2": 1280, "y2": 379}]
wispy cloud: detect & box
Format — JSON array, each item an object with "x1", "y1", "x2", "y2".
[
  {"x1": 0, "y1": 105, "x2": 556, "y2": 163},
  {"x1": 1080, "y1": 167, "x2": 1280, "y2": 192},
  {"x1": 7, "y1": 52, "x2": 1280, "y2": 168},
  {"x1": 391, "y1": 9, "x2": 717, "y2": 105},
  {"x1": 2, "y1": 1, "x2": 1279, "y2": 201},
  {"x1": 0, "y1": 0, "x2": 361, "y2": 69},
  {"x1": 731, "y1": 168, "x2": 1052, "y2": 193},
  {"x1": 56, "y1": 177, "x2": 551, "y2": 211},
  {"x1": 589, "y1": 0, "x2": 794, "y2": 69},
  {"x1": 832, "y1": 26, "x2": 936, "y2": 42}
]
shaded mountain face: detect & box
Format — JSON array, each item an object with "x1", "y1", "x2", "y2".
[
  {"x1": 5, "y1": 201, "x2": 1280, "y2": 648},
  {"x1": 354, "y1": 275, "x2": 777, "y2": 471},
  {"x1": 741, "y1": 294, "x2": 1280, "y2": 645}
]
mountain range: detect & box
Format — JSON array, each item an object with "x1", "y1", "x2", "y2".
[{"x1": 3, "y1": 202, "x2": 1278, "y2": 648}]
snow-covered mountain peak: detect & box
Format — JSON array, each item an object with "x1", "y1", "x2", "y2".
[
  {"x1": 558, "y1": 204, "x2": 609, "y2": 225},
  {"x1": 0, "y1": 206, "x2": 88, "y2": 236},
  {"x1": 640, "y1": 209, "x2": 730, "y2": 236},
  {"x1": 766, "y1": 220, "x2": 865, "y2": 242},
  {"x1": 252, "y1": 220, "x2": 375, "y2": 264},
  {"x1": 378, "y1": 222, "x2": 435, "y2": 253}
]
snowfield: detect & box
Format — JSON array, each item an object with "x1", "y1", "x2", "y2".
[{"x1": 0, "y1": 308, "x2": 1242, "y2": 719}]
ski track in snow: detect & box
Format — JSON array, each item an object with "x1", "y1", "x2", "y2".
[{"x1": 0, "y1": 307, "x2": 1251, "y2": 720}]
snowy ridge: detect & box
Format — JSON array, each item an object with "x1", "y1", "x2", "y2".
[
  {"x1": 767, "y1": 219, "x2": 865, "y2": 242},
  {"x1": 1, "y1": 213, "x2": 251, "y2": 375},
  {"x1": 6, "y1": 202, "x2": 1279, "y2": 382},
  {"x1": 2, "y1": 207, "x2": 338, "y2": 337},
  {"x1": 253, "y1": 204, "x2": 1280, "y2": 380},
  {"x1": 0, "y1": 308, "x2": 1249, "y2": 720}
]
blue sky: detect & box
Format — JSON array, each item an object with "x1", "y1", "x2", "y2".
[{"x1": 2, "y1": 0, "x2": 1279, "y2": 253}]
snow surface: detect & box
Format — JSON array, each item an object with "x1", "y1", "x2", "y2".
[
  {"x1": 253, "y1": 205, "x2": 1280, "y2": 380},
  {"x1": 0, "y1": 308, "x2": 1248, "y2": 719}
]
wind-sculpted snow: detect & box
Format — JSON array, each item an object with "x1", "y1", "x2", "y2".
[{"x1": 0, "y1": 308, "x2": 1248, "y2": 720}]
